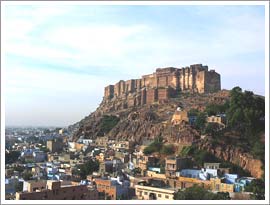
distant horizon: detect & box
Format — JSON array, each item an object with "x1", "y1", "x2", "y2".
[
  {"x1": 3, "y1": 5, "x2": 266, "y2": 127},
  {"x1": 5, "y1": 86, "x2": 265, "y2": 128}
]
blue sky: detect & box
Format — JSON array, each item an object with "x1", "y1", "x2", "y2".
[{"x1": 2, "y1": 5, "x2": 265, "y2": 127}]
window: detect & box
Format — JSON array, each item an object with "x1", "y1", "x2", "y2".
[
  {"x1": 144, "y1": 192, "x2": 148, "y2": 195},
  {"x1": 165, "y1": 195, "x2": 169, "y2": 199},
  {"x1": 158, "y1": 194, "x2": 161, "y2": 198},
  {"x1": 216, "y1": 184, "x2": 220, "y2": 190}
]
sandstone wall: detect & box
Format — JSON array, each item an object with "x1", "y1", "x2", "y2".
[
  {"x1": 104, "y1": 64, "x2": 221, "y2": 105},
  {"x1": 196, "y1": 70, "x2": 206, "y2": 93},
  {"x1": 141, "y1": 89, "x2": 147, "y2": 105},
  {"x1": 146, "y1": 88, "x2": 158, "y2": 104},
  {"x1": 104, "y1": 85, "x2": 114, "y2": 99},
  {"x1": 125, "y1": 79, "x2": 135, "y2": 93},
  {"x1": 204, "y1": 70, "x2": 221, "y2": 93},
  {"x1": 157, "y1": 88, "x2": 169, "y2": 100}
]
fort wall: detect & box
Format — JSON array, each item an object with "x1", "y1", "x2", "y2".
[{"x1": 103, "y1": 64, "x2": 221, "y2": 106}]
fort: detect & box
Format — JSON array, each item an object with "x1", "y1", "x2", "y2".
[{"x1": 103, "y1": 64, "x2": 221, "y2": 106}]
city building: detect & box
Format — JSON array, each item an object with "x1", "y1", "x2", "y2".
[
  {"x1": 207, "y1": 114, "x2": 226, "y2": 128},
  {"x1": 135, "y1": 179, "x2": 175, "y2": 200},
  {"x1": 165, "y1": 157, "x2": 191, "y2": 177},
  {"x1": 47, "y1": 139, "x2": 63, "y2": 153},
  {"x1": 94, "y1": 177, "x2": 131, "y2": 200},
  {"x1": 16, "y1": 180, "x2": 98, "y2": 200},
  {"x1": 171, "y1": 108, "x2": 189, "y2": 125},
  {"x1": 210, "y1": 178, "x2": 234, "y2": 193}
]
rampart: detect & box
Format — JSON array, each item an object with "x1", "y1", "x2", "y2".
[{"x1": 104, "y1": 64, "x2": 221, "y2": 105}]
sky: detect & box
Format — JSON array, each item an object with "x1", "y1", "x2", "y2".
[{"x1": 2, "y1": 4, "x2": 266, "y2": 127}]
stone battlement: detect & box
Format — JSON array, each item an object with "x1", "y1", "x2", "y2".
[{"x1": 104, "y1": 64, "x2": 221, "y2": 106}]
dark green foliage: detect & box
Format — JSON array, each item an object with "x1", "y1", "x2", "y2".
[
  {"x1": 5, "y1": 151, "x2": 20, "y2": 164},
  {"x1": 22, "y1": 171, "x2": 33, "y2": 180},
  {"x1": 182, "y1": 145, "x2": 250, "y2": 177},
  {"x1": 204, "y1": 123, "x2": 221, "y2": 136},
  {"x1": 15, "y1": 181, "x2": 23, "y2": 192},
  {"x1": 220, "y1": 161, "x2": 251, "y2": 177},
  {"x1": 188, "y1": 108, "x2": 200, "y2": 117},
  {"x1": 189, "y1": 148, "x2": 219, "y2": 167},
  {"x1": 226, "y1": 87, "x2": 265, "y2": 137},
  {"x1": 132, "y1": 167, "x2": 142, "y2": 176},
  {"x1": 245, "y1": 179, "x2": 265, "y2": 200},
  {"x1": 160, "y1": 165, "x2": 165, "y2": 174},
  {"x1": 194, "y1": 112, "x2": 207, "y2": 131},
  {"x1": 174, "y1": 185, "x2": 231, "y2": 200},
  {"x1": 143, "y1": 137, "x2": 163, "y2": 155},
  {"x1": 205, "y1": 102, "x2": 229, "y2": 116},
  {"x1": 251, "y1": 141, "x2": 265, "y2": 162},
  {"x1": 13, "y1": 166, "x2": 24, "y2": 173},
  {"x1": 76, "y1": 159, "x2": 99, "y2": 179},
  {"x1": 211, "y1": 192, "x2": 231, "y2": 200},
  {"x1": 39, "y1": 147, "x2": 50, "y2": 153},
  {"x1": 224, "y1": 86, "x2": 265, "y2": 164},
  {"x1": 143, "y1": 145, "x2": 156, "y2": 155},
  {"x1": 179, "y1": 146, "x2": 192, "y2": 157},
  {"x1": 160, "y1": 144, "x2": 175, "y2": 155},
  {"x1": 143, "y1": 137, "x2": 175, "y2": 155},
  {"x1": 98, "y1": 115, "x2": 120, "y2": 136}
]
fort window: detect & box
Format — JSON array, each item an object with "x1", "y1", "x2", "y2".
[
  {"x1": 158, "y1": 194, "x2": 162, "y2": 197},
  {"x1": 144, "y1": 192, "x2": 148, "y2": 195},
  {"x1": 165, "y1": 195, "x2": 169, "y2": 199},
  {"x1": 216, "y1": 184, "x2": 220, "y2": 190}
]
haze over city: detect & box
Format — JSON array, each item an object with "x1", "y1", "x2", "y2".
[{"x1": 3, "y1": 5, "x2": 265, "y2": 127}]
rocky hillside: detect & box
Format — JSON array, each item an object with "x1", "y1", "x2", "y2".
[
  {"x1": 72, "y1": 90, "x2": 229, "y2": 142},
  {"x1": 196, "y1": 138, "x2": 263, "y2": 178},
  {"x1": 71, "y1": 89, "x2": 265, "y2": 178}
]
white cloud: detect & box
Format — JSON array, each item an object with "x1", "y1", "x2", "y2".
[{"x1": 2, "y1": 5, "x2": 265, "y2": 126}]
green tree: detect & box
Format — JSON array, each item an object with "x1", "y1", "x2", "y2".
[
  {"x1": 13, "y1": 166, "x2": 24, "y2": 173},
  {"x1": 5, "y1": 151, "x2": 20, "y2": 164},
  {"x1": 194, "y1": 112, "x2": 207, "y2": 131},
  {"x1": 143, "y1": 137, "x2": 163, "y2": 155},
  {"x1": 15, "y1": 181, "x2": 23, "y2": 192},
  {"x1": 98, "y1": 115, "x2": 120, "y2": 136},
  {"x1": 209, "y1": 192, "x2": 231, "y2": 200},
  {"x1": 205, "y1": 102, "x2": 229, "y2": 116},
  {"x1": 226, "y1": 87, "x2": 265, "y2": 137},
  {"x1": 174, "y1": 185, "x2": 231, "y2": 200},
  {"x1": 39, "y1": 146, "x2": 50, "y2": 153},
  {"x1": 160, "y1": 144, "x2": 175, "y2": 155},
  {"x1": 245, "y1": 179, "x2": 265, "y2": 200},
  {"x1": 204, "y1": 123, "x2": 221, "y2": 136},
  {"x1": 132, "y1": 167, "x2": 142, "y2": 176},
  {"x1": 251, "y1": 141, "x2": 265, "y2": 161},
  {"x1": 188, "y1": 108, "x2": 199, "y2": 117},
  {"x1": 179, "y1": 146, "x2": 192, "y2": 157},
  {"x1": 22, "y1": 171, "x2": 33, "y2": 181},
  {"x1": 77, "y1": 159, "x2": 99, "y2": 179}
]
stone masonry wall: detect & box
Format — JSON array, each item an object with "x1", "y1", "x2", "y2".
[{"x1": 103, "y1": 64, "x2": 221, "y2": 104}]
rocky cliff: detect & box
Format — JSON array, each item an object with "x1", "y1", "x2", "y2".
[
  {"x1": 73, "y1": 90, "x2": 229, "y2": 143},
  {"x1": 196, "y1": 138, "x2": 264, "y2": 178},
  {"x1": 71, "y1": 85, "x2": 264, "y2": 178}
]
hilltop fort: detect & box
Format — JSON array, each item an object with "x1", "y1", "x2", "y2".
[{"x1": 103, "y1": 64, "x2": 221, "y2": 107}]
